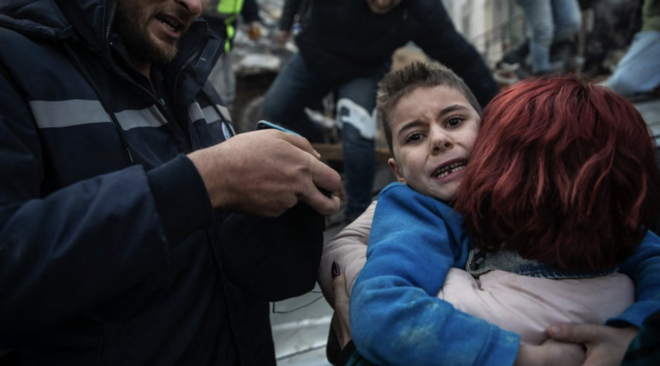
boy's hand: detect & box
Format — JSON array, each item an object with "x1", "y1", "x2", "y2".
[{"x1": 547, "y1": 324, "x2": 638, "y2": 366}]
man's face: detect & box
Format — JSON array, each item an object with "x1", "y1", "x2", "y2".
[
  {"x1": 366, "y1": 0, "x2": 403, "y2": 14},
  {"x1": 114, "y1": 0, "x2": 203, "y2": 64},
  {"x1": 388, "y1": 86, "x2": 481, "y2": 202}
]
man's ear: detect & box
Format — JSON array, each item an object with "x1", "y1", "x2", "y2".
[{"x1": 388, "y1": 158, "x2": 406, "y2": 184}]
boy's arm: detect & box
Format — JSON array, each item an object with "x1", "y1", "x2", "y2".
[
  {"x1": 609, "y1": 230, "x2": 660, "y2": 327},
  {"x1": 350, "y1": 184, "x2": 520, "y2": 366}
]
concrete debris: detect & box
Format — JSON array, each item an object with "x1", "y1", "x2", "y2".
[{"x1": 232, "y1": 0, "x2": 294, "y2": 77}]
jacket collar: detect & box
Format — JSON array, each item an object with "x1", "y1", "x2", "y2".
[
  {"x1": 0, "y1": 0, "x2": 123, "y2": 56},
  {"x1": 0, "y1": 0, "x2": 74, "y2": 42},
  {"x1": 0, "y1": 0, "x2": 222, "y2": 84},
  {"x1": 52, "y1": 0, "x2": 115, "y2": 56}
]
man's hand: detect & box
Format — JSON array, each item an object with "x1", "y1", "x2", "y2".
[
  {"x1": 515, "y1": 338, "x2": 585, "y2": 366},
  {"x1": 547, "y1": 324, "x2": 638, "y2": 366},
  {"x1": 188, "y1": 129, "x2": 342, "y2": 216},
  {"x1": 275, "y1": 30, "x2": 290, "y2": 46}
]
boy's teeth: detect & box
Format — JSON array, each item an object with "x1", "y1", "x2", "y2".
[{"x1": 435, "y1": 163, "x2": 466, "y2": 178}]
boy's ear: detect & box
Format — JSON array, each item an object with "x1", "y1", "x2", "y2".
[{"x1": 388, "y1": 158, "x2": 406, "y2": 184}]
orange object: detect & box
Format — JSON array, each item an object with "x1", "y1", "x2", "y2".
[{"x1": 247, "y1": 23, "x2": 260, "y2": 40}]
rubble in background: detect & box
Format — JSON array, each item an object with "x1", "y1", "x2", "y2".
[{"x1": 228, "y1": 0, "x2": 431, "y2": 139}]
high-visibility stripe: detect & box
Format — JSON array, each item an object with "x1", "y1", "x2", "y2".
[
  {"x1": 30, "y1": 100, "x2": 109, "y2": 128},
  {"x1": 116, "y1": 106, "x2": 167, "y2": 130},
  {"x1": 214, "y1": 0, "x2": 244, "y2": 50},
  {"x1": 188, "y1": 102, "x2": 206, "y2": 123},
  {"x1": 30, "y1": 100, "x2": 165, "y2": 130},
  {"x1": 225, "y1": 24, "x2": 235, "y2": 53},
  {"x1": 30, "y1": 100, "x2": 228, "y2": 131},
  {"x1": 188, "y1": 102, "x2": 231, "y2": 124},
  {"x1": 214, "y1": 104, "x2": 232, "y2": 122},
  {"x1": 216, "y1": 0, "x2": 244, "y2": 16}
]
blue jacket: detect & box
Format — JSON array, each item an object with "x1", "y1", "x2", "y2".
[
  {"x1": 0, "y1": 0, "x2": 324, "y2": 365},
  {"x1": 351, "y1": 183, "x2": 660, "y2": 366}
]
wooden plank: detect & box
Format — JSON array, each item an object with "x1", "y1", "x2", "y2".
[{"x1": 312, "y1": 143, "x2": 392, "y2": 164}]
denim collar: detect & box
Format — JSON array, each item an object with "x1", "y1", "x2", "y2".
[{"x1": 465, "y1": 249, "x2": 618, "y2": 279}]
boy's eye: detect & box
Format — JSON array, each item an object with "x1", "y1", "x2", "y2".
[
  {"x1": 446, "y1": 116, "x2": 464, "y2": 128},
  {"x1": 405, "y1": 133, "x2": 424, "y2": 143}
]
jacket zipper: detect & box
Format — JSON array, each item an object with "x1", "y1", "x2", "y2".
[
  {"x1": 104, "y1": 2, "x2": 193, "y2": 153},
  {"x1": 171, "y1": 44, "x2": 204, "y2": 123}
]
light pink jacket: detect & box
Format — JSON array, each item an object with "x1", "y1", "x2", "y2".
[{"x1": 319, "y1": 201, "x2": 635, "y2": 344}]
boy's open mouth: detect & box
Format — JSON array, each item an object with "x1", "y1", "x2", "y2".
[{"x1": 433, "y1": 160, "x2": 467, "y2": 179}]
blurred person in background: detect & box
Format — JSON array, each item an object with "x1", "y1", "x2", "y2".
[
  {"x1": 261, "y1": 0, "x2": 499, "y2": 224},
  {"x1": 607, "y1": 0, "x2": 660, "y2": 98},
  {"x1": 205, "y1": 0, "x2": 262, "y2": 111},
  {"x1": 275, "y1": 0, "x2": 310, "y2": 46},
  {"x1": 505, "y1": 0, "x2": 582, "y2": 75}
]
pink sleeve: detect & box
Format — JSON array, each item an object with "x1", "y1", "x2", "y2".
[
  {"x1": 318, "y1": 201, "x2": 376, "y2": 305},
  {"x1": 440, "y1": 269, "x2": 635, "y2": 344}
]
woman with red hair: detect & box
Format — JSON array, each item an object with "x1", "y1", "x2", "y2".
[
  {"x1": 456, "y1": 75, "x2": 660, "y2": 271},
  {"x1": 440, "y1": 74, "x2": 660, "y2": 344},
  {"x1": 321, "y1": 65, "x2": 660, "y2": 366}
]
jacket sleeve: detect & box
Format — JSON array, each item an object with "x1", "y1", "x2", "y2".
[
  {"x1": 240, "y1": 0, "x2": 261, "y2": 24},
  {"x1": 350, "y1": 186, "x2": 519, "y2": 366},
  {"x1": 215, "y1": 202, "x2": 326, "y2": 302},
  {"x1": 413, "y1": 0, "x2": 499, "y2": 107},
  {"x1": 318, "y1": 200, "x2": 375, "y2": 305},
  {"x1": 279, "y1": 0, "x2": 302, "y2": 31},
  {"x1": 609, "y1": 230, "x2": 660, "y2": 327},
  {"x1": 0, "y1": 62, "x2": 211, "y2": 346}
]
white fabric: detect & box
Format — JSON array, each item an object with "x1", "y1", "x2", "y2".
[
  {"x1": 336, "y1": 98, "x2": 377, "y2": 140},
  {"x1": 440, "y1": 268, "x2": 634, "y2": 344},
  {"x1": 319, "y1": 201, "x2": 376, "y2": 303}
]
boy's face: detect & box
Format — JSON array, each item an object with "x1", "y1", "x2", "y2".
[{"x1": 388, "y1": 85, "x2": 480, "y2": 202}]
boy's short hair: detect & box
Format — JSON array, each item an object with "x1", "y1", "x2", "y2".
[
  {"x1": 454, "y1": 75, "x2": 660, "y2": 271},
  {"x1": 377, "y1": 62, "x2": 481, "y2": 153}
]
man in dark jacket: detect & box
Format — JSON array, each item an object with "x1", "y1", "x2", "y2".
[
  {"x1": 0, "y1": 0, "x2": 341, "y2": 365},
  {"x1": 262, "y1": 0, "x2": 499, "y2": 223}
]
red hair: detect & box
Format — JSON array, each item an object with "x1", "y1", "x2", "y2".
[{"x1": 454, "y1": 75, "x2": 660, "y2": 271}]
